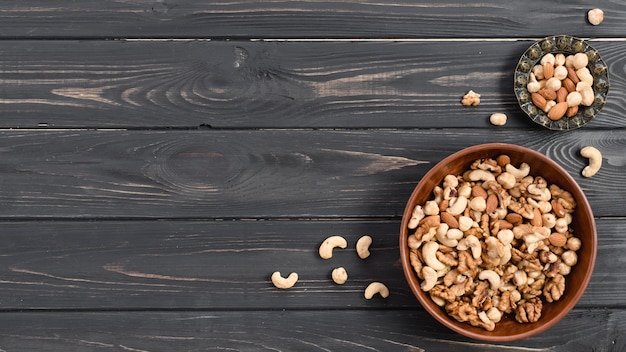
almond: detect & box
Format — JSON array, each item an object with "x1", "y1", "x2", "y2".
[
  {"x1": 471, "y1": 185, "x2": 488, "y2": 199},
  {"x1": 486, "y1": 194, "x2": 498, "y2": 214},
  {"x1": 549, "y1": 233, "x2": 567, "y2": 247},
  {"x1": 547, "y1": 101, "x2": 568, "y2": 121},
  {"x1": 566, "y1": 105, "x2": 578, "y2": 118},
  {"x1": 567, "y1": 67, "x2": 580, "y2": 84},
  {"x1": 531, "y1": 92, "x2": 547, "y2": 110},
  {"x1": 440, "y1": 212, "x2": 459, "y2": 229},
  {"x1": 556, "y1": 87, "x2": 568, "y2": 103},
  {"x1": 493, "y1": 219, "x2": 513, "y2": 230},
  {"x1": 505, "y1": 213, "x2": 523, "y2": 224},
  {"x1": 530, "y1": 208, "x2": 543, "y2": 227},
  {"x1": 538, "y1": 88, "x2": 557, "y2": 101},
  {"x1": 439, "y1": 199, "x2": 449, "y2": 213},
  {"x1": 543, "y1": 62, "x2": 554, "y2": 79},
  {"x1": 563, "y1": 78, "x2": 576, "y2": 93},
  {"x1": 552, "y1": 200, "x2": 566, "y2": 218}
]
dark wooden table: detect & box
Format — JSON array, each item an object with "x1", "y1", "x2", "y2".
[{"x1": 0, "y1": 1, "x2": 624, "y2": 350}]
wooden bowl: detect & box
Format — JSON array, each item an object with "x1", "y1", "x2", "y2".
[
  {"x1": 514, "y1": 35, "x2": 609, "y2": 131},
  {"x1": 399, "y1": 143, "x2": 597, "y2": 341}
]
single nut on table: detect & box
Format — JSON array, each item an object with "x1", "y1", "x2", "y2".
[
  {"x1": 461, "y1": 90, "x2": 481, "y2": 106},
  {"x1": 489, "y1": 113, "x2": 507, "y2": 126},
  {"x1": 588, "y1": 8, "x2": 604, "y2": 26},
  {"x1": 271, "y1": 271, "x2": 298, "y2": 289},
  {"x1": 331, "y1": 267, "x2": 348, "y2": 285},
  {"x1": 364, "y1": 282, "x2": 390, "y2": 299},
  {"x1": 319, "y1": 235, "x2": 348, "y2": 259},
  {"x1": 580, "y1": 146, "x2": 602, "y2": 177},
  {"x1": 356, "y1": 235, "x2": 373, "y2": 259}
]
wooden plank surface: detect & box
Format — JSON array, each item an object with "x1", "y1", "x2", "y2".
[
  {"x1": 1, "y1": 1, "x2": 625, "y2": 350},
  {"x1": 0, "y1": 129, "x2": 623, "y2": 219},
  {"x1": 1, "y1": 40, "x2": 624, "y2": 129},
  {"x1": 0, "y1": 218, "x2": 621, "y2": 310},
  {"x1": 0, "y1": 1, "x2": 625, "y2": 39},
  {"x1": 0, "y1": 309, "x2": 622, "y2": 351}
]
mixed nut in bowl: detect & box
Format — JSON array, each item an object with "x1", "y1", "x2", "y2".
[
  {"x1": 399, "y1": 143, "x2": 597, "y2": 341},
  {"x1": 514, "y1": 35, "x2": 609, "y2": 130}
]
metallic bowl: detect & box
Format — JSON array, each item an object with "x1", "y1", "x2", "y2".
[{"x1": 514, "y1": 35, "x2": 609, "y2": 131}]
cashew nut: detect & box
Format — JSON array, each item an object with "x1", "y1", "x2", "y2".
[
  {"x1": 496, "y1": 172, "x2": 516, "y2": 189},
  {"x1": 422, "y1": 241, "x2": 447, "y2": 271},
  {"x1": 331, "y1": 267, "x2": 348, "y2": 285},
  {"x1": 505, "y1": 162, "x2": 530, "y2": 179},
  {"x1": 478, "y1": 270, "x2": 501, "y2": 291},
  {"x1": 356, "y1": 235, "x2": 372, "y2": 259},
  {"x1": 408, "y1": 205, "x2": 425, "y2": 229},
  {"x1": 513, "y1": 270, "x2": 528, "y2": 287},
  {"x1": 420, "y1": 266, "x2": 438, "y2": 291},
  {"x1": 580, "y1": 146, "x2": 602, "y2": 177},
  {"x1": 271, "y1": 271, "x2": 298, "y2": 289},
  {"x1": 486, "y1": 307, "x2": 502, "y2": 323},
  {"x1": 446, "y1": 196, "x2": 468, "y2": 216},
  {"x1": 364, "y1": 282, "x2": 389, "y2": 299},
  {"x1": 435, "y1": 223, "x2": 455, "y2": 247},
  {"x1": 443, "y1": 174, "x2": 459, "y2": 189},
  {"x1": 436, "y1": 226, "x2": 463, "y2": 248},
  {"x1": 497, "y1": 229, "x2": 514, "y2": 246},
  {"x1": 318, "y1": 235, "x2": 347, "y2": 259},
  {"x1": 423, "y1": 201, "x2": 439, "y2": 216},
  {"x1": 458, "y1": 216, "x2": 474, "y2": 232},
  {"x1": 467, "y1": 169, "x2": 495, "y2": 182},
  {"x1": 464, "y1": 235, "x2": 482, "y2": 259}
]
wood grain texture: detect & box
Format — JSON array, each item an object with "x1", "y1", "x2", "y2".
[
  {"x1": 0, "y1": 309, "x2": 622, "y2": 351},
  {"x1": 0, "y1": 218, "x2": 620, "y2": 310},
  {"x1": 0, "y1": 1, "x2": 625, "y2": 39},
  {"x1": 0, "y1": 129, "x2": 623, "y2": 219},
  {"x1": 0, "y1": 40, "x2": 624, "y2": 128}
]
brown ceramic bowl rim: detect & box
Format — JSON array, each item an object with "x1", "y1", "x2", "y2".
[{"x1": 399, "y1": 143, "x2": 597, "y2": 342}]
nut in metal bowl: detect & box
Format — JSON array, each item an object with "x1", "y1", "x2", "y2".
[
  {"x1": 514, "y1": 35, "x2": 609, "y2": 131},
  {"x1": 399, "y1": 143, "x2": 597, "y2": 341}
]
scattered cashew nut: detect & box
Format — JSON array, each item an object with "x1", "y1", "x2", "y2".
[
  {"x1": 331, "y1": 267, "x2": 348, "y2": 285},
  {"x1": 271, "y1": 271, "x2": 298, "y2": 289},
  {"x1": 364, "y1": 282, "x2": 390, "y2": 299},
  {"x1": 356, "y1": 235, "x2": 373, "y2": 259},
  {"x1": 580, "y1": 146, "x2": 602, "y2": 177},
  {"x1": 319, "y1": 235, "x2": 348, "y2": 259}
]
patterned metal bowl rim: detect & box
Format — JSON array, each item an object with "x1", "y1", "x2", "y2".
[{"x1": 514, "y1": 35, "x2": 609, "y2": 131}]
